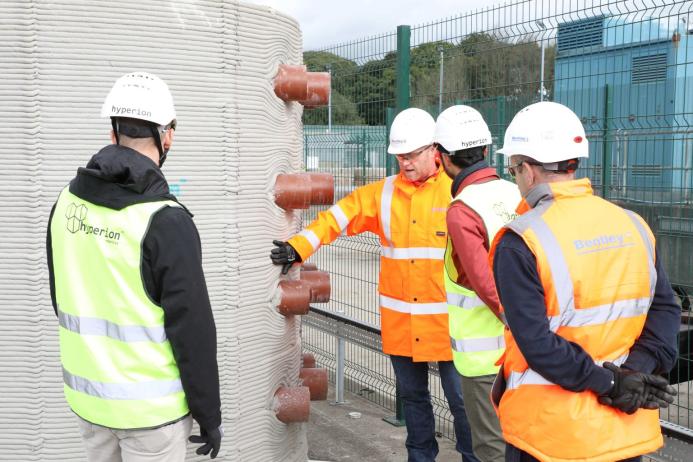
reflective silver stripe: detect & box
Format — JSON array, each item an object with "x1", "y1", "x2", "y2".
[
  {"x1": 299, "y1": 229, "x2": 321, "y2": 251},
  {"x1": 380, "y1": 295, "x2": 448, "y2": 315},
  {"x1": 507, "y1": 353, "x2": 629, "y2": 390},
  {"x1": 447, "y1": 292, "x2": 484, "y2": 309},
  {"x1": 329, "y1": 204, "x2": 350, "y2": 232},
  {"x1": 381, "y1": 246, "x2": 445, "y2": 260},
  {"x1": 63, "y1": 367, "x2": 183, "y2": 400},
  {"x1": 451, "y1": 335, "x2": 505, "y2": 353},
  {"x1": 561, "y1": 297, "x2": 651, "y2": 328},
  {"x1": 526, "y1": 217, "x2": 575, "y2": 331},
  {"x1": 380, "y1": 176, "x2": 396, "y2": 247},
  {"x1": 624, "y1": 210, "x2": 657, "y2": 299},
  {"x1": 58, "y1": 310, "x2": 167, "y2": 343}
]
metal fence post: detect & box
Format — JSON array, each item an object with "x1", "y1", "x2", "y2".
[
  {"x1": 396, "y1": 25, "x2": 411, "y2": 114},
  {"x1": 496, "y1": 95, "x2": 506, "y2": 179},
  {"x1": 333, "y1": 335, "x2": 346, "y2": 404},
  {"x1": 385, "y1": 25, "x2": 411, "y2": 180},
  {"x1": 383, "y1": 381, "x2": 406, "y2": 427},
  {"x1": 602, "y1": 83, "x2": 613, "y2": 199},
  {"x1": 383, "y1": 25, "x2": 411, "y2": 426},
  {"x1": 385, "y1": 107, "x2": 396, "y2": 176}
]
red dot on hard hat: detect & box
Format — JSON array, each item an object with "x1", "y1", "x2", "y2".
[{"x1": 574, "y1": 136, "x2": 583, "y2": 143}]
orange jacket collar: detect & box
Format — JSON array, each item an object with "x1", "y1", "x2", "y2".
[
  {"x1": 396, "y1": 165, "x2": 445, "y2": 195},
  {"x1": 523, "y1": 178, "x2": 593, "y2": 210}
]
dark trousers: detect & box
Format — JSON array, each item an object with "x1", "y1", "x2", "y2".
[
  {"x1": 390, "y1": 355, "x2": 479, "y2": 462},
  {"x1": 506, "y1": 444, "x2": 642, "y2": 462}
]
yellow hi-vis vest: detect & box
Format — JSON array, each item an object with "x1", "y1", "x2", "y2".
[
  {"x1": 50, "y1": 187, "x2": 189, "y2": 429},
  {"x1": 444, "y1": 179, "x2": 521, "y2": 377}
]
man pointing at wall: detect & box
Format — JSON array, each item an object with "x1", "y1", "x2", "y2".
[{"x1": 271, "y1": 108, "x2": 479, "y2": 462}]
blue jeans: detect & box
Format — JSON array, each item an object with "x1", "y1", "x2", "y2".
[{"x1": 390, "y1": 355, "x2": 479, "y2": 462}]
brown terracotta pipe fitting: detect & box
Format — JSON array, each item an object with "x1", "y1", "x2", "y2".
[
  {"x1": 274, "y1": 173, "x2": 334, "y2": 210},
  {"x1": 274, "y1": 386, "x2": 310, "y2": 423},
  {"x1": 299, "y1": 72, "x2": 331, "y2": 107},
  {"x1": 299, "y1": 368, "x2": 328, "y2": 401},
  {"x1": 274, "y1": 64, "x2": 308, "y2": 102},
  {"x1": 301, "y1": 352, "x2": 316, "y2": 368},
  {"x1": 274, "y1": 173, "x2": 311, "y2": 210},
  {"x1": 301, "y1": 262, "x2": 318, "y2": 272},
  {"x1": 300, "y1": 270, "x2": 331, "y2": 303},
  {"x1": 278, "y1": 280, "x2": 311, "y2": 316},
  {"x1": 308, "y1": 173, "x2": 334, "y2": 205}
]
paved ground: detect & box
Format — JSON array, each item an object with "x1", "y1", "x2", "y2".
[{"x1": 307, "y1": 387, "x2": 459, "y2": 462}]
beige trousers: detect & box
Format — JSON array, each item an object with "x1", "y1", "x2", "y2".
[
  {"x1": 76, "y1": 415, "x2": 192, "y2": 462},
  {"x1": 460, "y1": 374, "x2": 506, "y2": 462}
]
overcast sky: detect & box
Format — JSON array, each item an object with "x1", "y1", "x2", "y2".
[{"x1": 245, "y1": 0, "x2": 499, "y2": 50}]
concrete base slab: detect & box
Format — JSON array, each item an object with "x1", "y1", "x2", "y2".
[{"x1": 307, "y1": 387, "x2": 460, "y2": 462}]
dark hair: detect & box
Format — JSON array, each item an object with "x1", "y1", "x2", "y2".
[
  {"x1": 513, "y1": 155, "x2": 580, "y2": 174},
  {"x1": 114, "y1": 117, "x2": 159, "y2": 139},
  {"x1": 447, "y1": 145, "x2": 487, "y2": 169}
]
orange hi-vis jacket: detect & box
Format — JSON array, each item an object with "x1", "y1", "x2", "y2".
[
  {"x1": 289, "y1": 167, "x2": 453, "y2": 362},
  {"x1": 490, "y1": 179, "x2": 661, "y2": 462}
]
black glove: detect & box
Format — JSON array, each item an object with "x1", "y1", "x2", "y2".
[
  {"x1": 270, "y1": 240, "x2": 301, "y2": 275},
  {"x1": 189, "y1": 425, "x2": 223, "y2": 459},
  {"x1": 598, "y1": 362, "x2": 677, "y2": 414}
]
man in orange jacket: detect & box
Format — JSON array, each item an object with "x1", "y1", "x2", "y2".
[
  {"x1": 271, "y1": 108, "x2": 479, "y2": 462},
  {"x1": 490, "y1": 102, "x2": 679, "y2": 462}
]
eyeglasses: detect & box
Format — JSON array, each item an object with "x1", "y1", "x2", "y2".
[
  {"x1": 395, "y1": 145, "x2": 431, "y2": 162},
  {"x1": 508, "y1": 159, "x2": 544, "y2": 177},
  {"x1": 507, "y1": 161, "x2": 525, "y2": 178}
]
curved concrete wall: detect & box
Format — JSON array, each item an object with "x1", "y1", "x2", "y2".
[{"x1": 0, "y1": 1, "x2": 308, "y2": 460}]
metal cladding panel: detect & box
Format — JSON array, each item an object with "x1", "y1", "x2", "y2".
[
  {"x1": 0, "y1": 1, "x2": 308, "y2": 460},
  {"x1": 554, "y1": 21, "x2": 677, "y2": 193}
]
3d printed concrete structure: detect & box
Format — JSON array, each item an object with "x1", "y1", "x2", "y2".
[{"x1": 0, "y1": 1, "x2": 330, "y2": 460}]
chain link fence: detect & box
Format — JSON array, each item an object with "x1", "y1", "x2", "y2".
[{"x1": 301, "y1": 0, "x2": 693, "y2": 456}]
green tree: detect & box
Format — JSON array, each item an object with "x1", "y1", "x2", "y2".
[{"x1": 303, "y1": 51, "x2": 364, "y2": 125}]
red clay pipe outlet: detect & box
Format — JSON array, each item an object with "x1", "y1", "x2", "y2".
[
  {"x1": 274, "y1": 64, "x2": 308, "y2": 102},
  {"x1": 299, "y1": 72, "x2": 331, "y2": 107},
  {"x1": 308, "y1": 172, "x2": 334, "y2": 205},
  {"x1": 274, "y1": 173, "x2": 334, "y2": 210},
  {"x1": 274, "y1": 173, "x2": 311, "y2": 210},
  {"x1": 278, "y1": 280, "x2": 311, "y2": 316},
  {"x1": 301, "y1": 270, "x2": 331, "y2": 303},
  {"x1": 301, "y1": 262, "x2": 318, "y2": 272},
  {"x1": 299, "y1": 368, "x2": 328, "y2": 401},
  {"x1": 274, "y1": 386, "x2": 310, "y2": 423},
  {"x1": 301, "y1": 352, "x2": 316, "y2": 368}
]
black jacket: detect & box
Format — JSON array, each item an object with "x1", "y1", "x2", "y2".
[{"x1": 46, "y1": 144, "x2": 222, "y2": 431}]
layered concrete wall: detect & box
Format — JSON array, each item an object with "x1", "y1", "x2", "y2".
[{"x1": 0, "y1": 1, "x2": 308, "y2": 460}]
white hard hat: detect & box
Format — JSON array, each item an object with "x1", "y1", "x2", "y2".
[
  {"x1": 497, "y1": 101, "x2": 588, "y2": 163},
  {"x1": 388, "y1": 108, "x2": 435, "y2": 154},
  {"x1": 101, "y1": 72, "x2": 176, "y2": 126},
  {"x1": 434, "y1": 105, "x2": 492, "y2": 152}
]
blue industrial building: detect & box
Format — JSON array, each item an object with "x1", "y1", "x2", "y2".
[{"x1": 554, "y1": 15, "x2": 692, "y2": 203}]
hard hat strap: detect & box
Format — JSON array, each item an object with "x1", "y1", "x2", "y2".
[
  {"x1": 111, "y1": 118, "x2": 120, "y2": 145},
  {"x1": 149, "y1": 125, "x2": 166, "y2": 167}
]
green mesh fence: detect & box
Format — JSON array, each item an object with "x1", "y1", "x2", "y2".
[{"x1": 301, "y1": 0, "x2": 693, "y2": 450}]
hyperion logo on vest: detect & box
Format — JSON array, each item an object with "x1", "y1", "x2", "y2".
[{"x1": 65, "y1": 203, "x2": 122, "y2": 244}]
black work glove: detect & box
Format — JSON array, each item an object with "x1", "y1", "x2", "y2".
[
  {"x1": 270, "y1": 240, "x2": 301, "y2": 274},
  {"x1": 598, "y1": 362, "x2": 677, "y2": 414},
  {"x1": 189, "y1": 425, "x2": 223, "y2": 459}
]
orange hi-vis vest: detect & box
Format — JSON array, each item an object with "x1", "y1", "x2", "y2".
[
  {"x1": 289, "y1": 167, "x2": 452, "y2": 362},
  {"x1": 490, "y1": 179, "x2": 661, "y2": 462}
]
